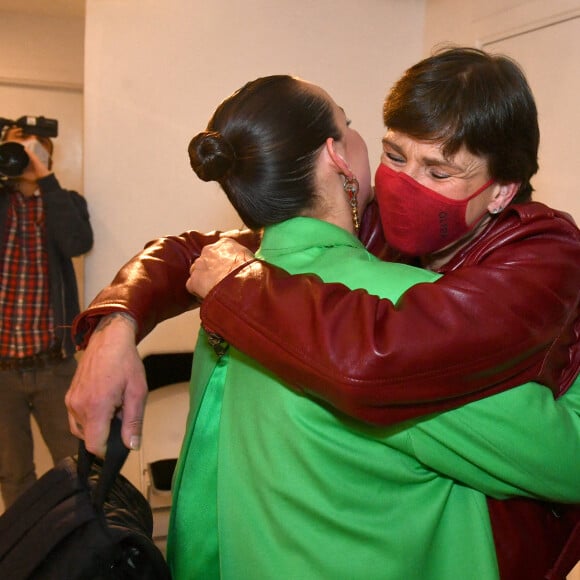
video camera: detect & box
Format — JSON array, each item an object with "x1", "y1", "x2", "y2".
[
  {"x1": 0, "y1": 116, "x2": 58, "y2": 178},
  {"x1": 0, "y1": 116, "x2": 58, "y2": 139}
]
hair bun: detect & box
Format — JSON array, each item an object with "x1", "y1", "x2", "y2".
[{"x1": 188, "y1": 130, "x2": 235, "y2": 181}]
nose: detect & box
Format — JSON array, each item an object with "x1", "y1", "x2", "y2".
[{"x1": 399, "y1": 162, "x2": 422, "y2": 182}]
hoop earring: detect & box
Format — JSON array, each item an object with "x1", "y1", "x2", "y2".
[{"x1": 343, "y1": 176, "x2": 360, "y2": 233}]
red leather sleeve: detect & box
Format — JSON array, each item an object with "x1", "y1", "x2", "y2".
[
  {"x1": 71, "y1": 201, "x2": 386, "y2": 348},
  {"x1": 73, "y1": 228, "x2": 261, "y2": 348},
  {"x1": 199, "y1": 205, "x2": 580, "y2": 424}
]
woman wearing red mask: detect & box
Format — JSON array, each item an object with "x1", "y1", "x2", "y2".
[{"x1": 67, "y1": 47, "x2": 580, "y2": 578}]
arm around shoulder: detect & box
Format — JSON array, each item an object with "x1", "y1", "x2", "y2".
[
  {"x1": 73, "y1": 227, "x2": 262, "y2": 348},
  {"x1": 403, "y1": 377, "x2": 580, "y2": 501},
  {"x1": 199, "y1": 206, "x2": 580, "y2": 424}
]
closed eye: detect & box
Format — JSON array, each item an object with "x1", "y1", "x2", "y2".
[
  {"x1": 430, "y1": 169, "x2": 451, "y2": 179},
  {"x1": 386, "y1": 152, "x2": 405, "y2": 164}
]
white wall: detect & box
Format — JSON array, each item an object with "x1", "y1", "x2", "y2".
[
  {"x1": 83, "y1": 0, "x2": 425, "y2": 356},
  {"x1": 84, "y1": 0, "x2": 580, "y2": 358}
]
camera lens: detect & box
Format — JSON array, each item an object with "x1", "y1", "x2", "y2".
[{"x1": 0, "y1": 142, "x2": 30, "y2": 177}]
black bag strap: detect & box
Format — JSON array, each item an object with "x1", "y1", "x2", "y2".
[{"x1": 77, "y1": 417, "x2": 130, "y2": 509}]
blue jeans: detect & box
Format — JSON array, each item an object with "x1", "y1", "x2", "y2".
[{"x1": 0, "y1": 357, "x2": 79, "y2": 508}]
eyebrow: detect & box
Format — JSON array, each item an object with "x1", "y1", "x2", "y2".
[{"x1": 382, "y1": 137, "x2": 463, "y2": 171}]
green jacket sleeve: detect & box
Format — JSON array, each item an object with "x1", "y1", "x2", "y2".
[{"x1": 392, "y1": 377, "x2": 580, "y2": 501}]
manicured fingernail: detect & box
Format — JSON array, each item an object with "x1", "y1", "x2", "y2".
[{"x1": 129, "y1": 435, "x2": 141, "y2": 451}]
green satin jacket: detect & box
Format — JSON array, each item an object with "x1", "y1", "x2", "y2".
[{"x1": 168, "y1": 217, "x2": 580, "y2": 580}]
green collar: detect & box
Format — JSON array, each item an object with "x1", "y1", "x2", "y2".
[{"x1": 257, "y1": 217, "x2": 363, "y2": 259}]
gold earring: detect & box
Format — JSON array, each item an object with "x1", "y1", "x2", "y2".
[{"x1": 343, "y1": 176, "x2": 360, "y2": 233}]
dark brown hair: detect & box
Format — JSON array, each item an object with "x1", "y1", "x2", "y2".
[
  {"x1": 383, "y1": 46, "x2": 539, "y2": 202},
  {"x1": 189, "y1": 75, "x2": 340, "y2": 230}
]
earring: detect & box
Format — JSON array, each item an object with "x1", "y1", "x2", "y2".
[
  {"x1": 343, "y1": 176, "x2": 360, "y2": 233},
  {"x1": 490, "y1": 206, "x2": 504, "y2": 215}
]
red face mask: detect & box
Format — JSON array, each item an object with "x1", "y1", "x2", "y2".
[{"x1": 374, "y1": 163, "x2": 494, "y2": 256}]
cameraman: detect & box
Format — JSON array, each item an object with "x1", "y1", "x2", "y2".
[{"x1": 0, "y1": 123, "x2": 93, "y2": 508}]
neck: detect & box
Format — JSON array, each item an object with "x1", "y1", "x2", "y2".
[
  {"x1": 12, "y1": 178, "x2": 38, "y2": 197},
  {"x1": 301, "y1": 204, "x2": 356, "y2": 235},
  {"x1": 302, "y1": 180, "x2": 357, "y2": 235},
  {"x1": 421, "y1": 213, "x2": 493, "y2": 271}
]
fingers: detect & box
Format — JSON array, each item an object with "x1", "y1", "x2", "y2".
[
  {"x1": 186, "y1": 237, "x2": 255, "y2": 298},
  {"x1": 214, "y1": 237, "x2": 255, "y2": 262},
  {"x1": 64, "y1": 312, "x2": 144, "y2": 457},
  {"x1": 67, "y1": 374, "x2": 147, "y2": 456},
  {"x1": 66, "y1": 385, "x2": 116, "y2": 457},
  {"x1": 121, "y1": 393, "x2": 146, "y2": 451}
]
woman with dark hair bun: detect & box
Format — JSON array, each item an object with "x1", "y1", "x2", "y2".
[
  {"x1": 187, "y1": 75, "x2": 344, "y2": 230},
  {"x1": 188, "y1": 130, "x2": 235, "y2": 183},
  {"x1": 157, "y1": 75, "x2": 580, "y2": 579}
]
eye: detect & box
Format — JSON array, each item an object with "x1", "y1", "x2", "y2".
[
  {"x1": 346, "y1": 118, "x2": 352, "y2": 127},
  {"x1": 430, "y1": 169, "x2": 451, "y2": 180},
  {"x1": 386, "y1": 152, "x2": 405, "y2": 164}
]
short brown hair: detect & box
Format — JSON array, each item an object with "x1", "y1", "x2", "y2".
[{"x1": 383, "y1": 46, "x2": 539, "y2": 202}]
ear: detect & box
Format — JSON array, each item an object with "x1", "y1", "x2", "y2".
[
  {"x1": 324, "y1": 137, "x2": 352, "y2": 177},
  {"x1": 487, "y1": 182, "x2": 520, "y2": 213}
]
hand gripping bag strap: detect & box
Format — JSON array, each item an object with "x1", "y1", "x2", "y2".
[
  {"x1": 68, "y1": 417, "x2": 171, "y2": 580},
  {"x1": 0, "y1": 417, "x2": 171, "y2": 580},
  {"x1": 77, "y1": 416, "x2": 130, "y2": 509}
]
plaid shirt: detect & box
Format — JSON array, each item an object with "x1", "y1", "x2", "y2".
[{"x1": 0, "y1": 190, "x2": 55, "y2": 358}]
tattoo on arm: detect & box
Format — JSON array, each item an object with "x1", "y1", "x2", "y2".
[{"x1": 94, "y1": 312, "x2": 138, "y2": 335}]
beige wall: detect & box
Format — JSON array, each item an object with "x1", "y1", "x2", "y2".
[
  {"x1": 83, "y1": 0, "x2": 580, "y2": 358},
  {"x1": 0, "y1": 4, "x2": 578, "y2": 576},
  {"x1": 0, "y1": 10, "x2": 84, "y2": 192},
  {"x1": 423, "y1": 0, "x2": 579, "y2": 49},
  {"x1": 83, "y1": 0, "x2": 426, "y2": 356},
  {"x1": 0, "y1": 11, "x2": 84, "y2": 87},
  {"x1": 422, "y1": 0, "x2": 580, "y2": 227},
  {"x1": 0, "y1": 9, "x2": 87, "y2": 302}
]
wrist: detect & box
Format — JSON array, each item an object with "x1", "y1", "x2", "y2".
[{"x1": 95, "y1": 312, "x2": 138, "y2": 339}]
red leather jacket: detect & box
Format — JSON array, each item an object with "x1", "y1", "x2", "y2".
[
  {"x1": 74, "y1": 199, "x2": 580, "y2": 578},
  {"x1": 205, "y1": 200, "x2": 580, "y2": 414},
  {"x1": 75, "y1": 200, "x2": 580, "y2": 421},
  {"x1": 199, "y1": 204, "x2": 580, "y2": 425}
]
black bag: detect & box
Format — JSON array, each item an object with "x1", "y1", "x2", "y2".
[{"x1": 0, "y1": 419, "x2": 171, "y2": 579}]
